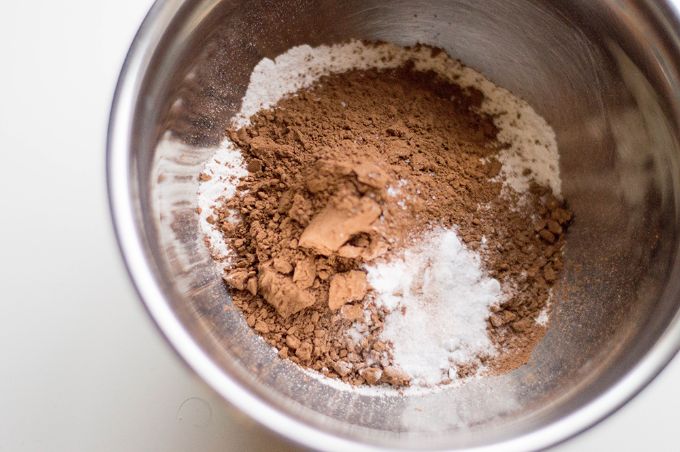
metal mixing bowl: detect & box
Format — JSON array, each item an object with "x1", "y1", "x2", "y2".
[{"x1": 108, "y1": 0, "x2": 680, "y2": 449}]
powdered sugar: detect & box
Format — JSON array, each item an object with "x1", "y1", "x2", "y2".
[{"x1": 366, "y1": 228, "x2": 504, "y2": 387}]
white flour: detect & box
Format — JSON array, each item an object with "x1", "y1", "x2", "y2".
[
  {"x1": 197, "y1": 142, "x2": 248, "y2": 264},
  {"x1": 197, "y1": 40, "x2": 562, "y2": 389}
]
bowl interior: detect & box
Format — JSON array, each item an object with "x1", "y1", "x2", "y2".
[{"x1": 121, "y1": 0, "x2": 680, "y2": 449}]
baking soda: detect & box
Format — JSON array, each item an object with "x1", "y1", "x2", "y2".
[{"x1": 366, "y1": 228, "x2": 503, "y2": 386}]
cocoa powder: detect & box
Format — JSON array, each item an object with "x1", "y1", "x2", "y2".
[{"x1": 212, "y1": 61, "x2": 572, "y2": 386}]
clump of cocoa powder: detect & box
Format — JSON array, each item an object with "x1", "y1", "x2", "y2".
[{"x1": 210, "y1": 62, "x2": 572, "y2": 387}]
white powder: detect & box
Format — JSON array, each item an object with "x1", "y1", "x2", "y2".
[
  {"x1": 197, "y1": 142, "x2": 248, "y2": 263},
  {"x1": 535, "y1": 294, "x2": 554, "y2": 326},
  {"x1": 366, "y1": 228, "x2": 503, "y2": 387},
  {"x1": 346, "y1": 322, "x2": 369, "y2": 345},
  {"x1": 536, "y1": 308, "x2": 550, "y2": 327}
]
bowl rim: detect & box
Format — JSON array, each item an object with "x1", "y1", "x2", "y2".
[{"x1": 107, "y1": 0, "x2": 680, "y2": 450}]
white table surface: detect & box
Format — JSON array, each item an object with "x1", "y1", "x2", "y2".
[{"x1": 0, "y1": 1, "x2": 678, "y2": 450}]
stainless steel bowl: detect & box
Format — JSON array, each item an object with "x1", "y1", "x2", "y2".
[{"x1": 108, "y1": 0, "x2": 680, "y2": 449}]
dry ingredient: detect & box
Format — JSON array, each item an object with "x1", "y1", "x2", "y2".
[
  {"x1": 198, "y1": 41, "x2": 572, "y2": 389},
  {"x1": 366, "y1": 228, "x2": 502, "y2": 387}
]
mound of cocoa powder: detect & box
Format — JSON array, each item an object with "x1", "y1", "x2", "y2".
[{"x1": 208, "y1": 61, "x2": 572, "y2": 387}]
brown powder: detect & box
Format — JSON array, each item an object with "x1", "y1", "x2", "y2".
[{"x1": 212, "y1": 61, "x2": 571, "y2": 387}]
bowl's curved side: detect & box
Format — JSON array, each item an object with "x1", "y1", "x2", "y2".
[
  {"x1": 106, "y1": 1, "x2": 373, "y2": 451},
  {"x1": 107, "y1": 0, "x2": 680, "y2": 450}
]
